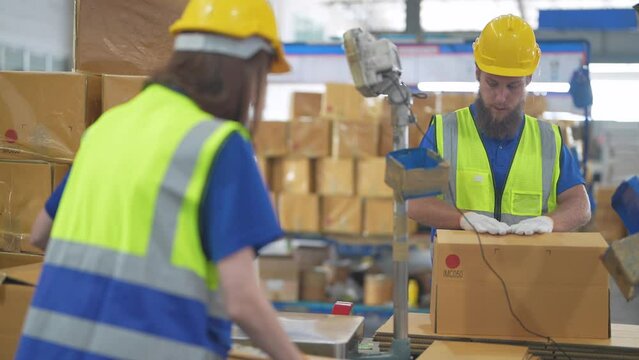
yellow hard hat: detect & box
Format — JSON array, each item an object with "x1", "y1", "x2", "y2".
[
  {"x1": 473, "y1": 14, "x2": 541, "y2": 77},
  {"x1": 170, "y1": 0, "x2": 290, "y2": 73}
]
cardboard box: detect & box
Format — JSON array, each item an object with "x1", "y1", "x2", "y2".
[
  {"x1": 431, "y1": 230, "x2": 610, "y2": 339},
  {"x1": 252, "y1": 121, "x2": 288, "y2": 157},
  {"x1": 417, "y1": 340, "x2": 531, "y2": 360},
  {"x1": 440, "y1": 93, "x2": 475, "y2": 113},
  {"x1": 277, "y1": 193, "x2": 319, "y2": 233},
  {"x1": 321, "y1": 196, "x2": 362, "y2": 235},
  {"x1": 0, "y1": 161, "x2": 55, "y2": 252},
  {"x1": 291, "y1": 92, "x2": 322, "y2": 119},
  {"x1": 0, "y1": 255, "x2": 43, "y2": 360},
  {"x1": 525, "y1": 94, "x2": 548, "y2": 118},
  {"x1": 301, "y1": 269, "x2": 328, "y2": 302},
  {"x1": 0, "y1": 71, "x2": 101, "y2": 161},
  {"x1": 74, "y1": 0, "x2": 187, "y2": 75},
  {"x1": 288, "y1": 120, "x2": 331, "y2": 158},
  {"x1": 362, "y1": 199, "x2": 418, "y2": 236},
  {"x1": 293, "y1": 245, "x2": 330, "y2": 271},
  {"x1": 271, "y1": 158, "x2": 313, "y2": 194},
  {"x1": 592, "y1": 186, "x2": 627, "y2": 243},
  {"x1": 357, "y1": 158, "x2": 393, "y2": 198},
  {"x1": 321, "y1": 83, "x2": 367, "y2": 121},
  {"x1": 102, "y1": 74, "x2": 148, "y2": 112},
  {"x1": 379, "y1": 115, "x2": 431, "y2": 155},
  {"x1": 364, "y1": 273, "x2": 393, "y2": 306},
  {"x1": 258, "y1": 255, "x2": 299, "y2": 302},
  {"x1": 332, "y1": 121, "x2": 379, "y2": 158},
  {"x1": 316, "y1": 158, "x2": 354, "y2": 196}
]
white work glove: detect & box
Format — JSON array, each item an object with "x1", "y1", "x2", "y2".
[
  {"x1": 459, "y1": 212, "x2": 509, "y2": 235},
  {"x1": 509, "y1": 216, "x2": 554, "y2": 235}
]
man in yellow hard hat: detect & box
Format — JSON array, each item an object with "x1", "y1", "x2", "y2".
[
  {"x1": 408, "y1": 14, "x2": 590, "y2": 236},
  {"x1": 18, "y1": 0, "x2": 304, "y2": 359}
]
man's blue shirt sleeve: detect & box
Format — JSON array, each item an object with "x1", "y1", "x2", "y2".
[{"x1": 200, "y1": 132, "x2": 283, "y2": 262}]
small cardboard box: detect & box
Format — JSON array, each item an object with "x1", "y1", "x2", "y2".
[
  {"x1": 74, "y1": 0, "x2": 187, "y2": 75},
  {"x1": 362, "y1": 198, "x2": 419, "y2": 236},
  {"x1": 0, "y1": 71, "x2": 101, "y2": 161},
  {"x1": 291, "y1": 92, "x2": 322, "y2": 119},
  {"x1": 0, "y1": 254, "x2": 43, "y2": 360},
  {"x1": 417, "y1": 340, "x2": 531, "y2": 360},
  {"x1": 356, "y1": 158, "x2": 393, "y2": 198},
  {"x1": 316, "y1": 158, "x2": 354, "y2": 196},
  {"x1": 277, "y1": 193, "x2": 319, "y2": 233},
  {"x1": 257, "y1": 255, "x2": 299, "y2": 302},
  {"x1": 321, "y1": 83, "x2": 367, "y2": 121},
  {"x1": 288, "y1": 120, "x2": 331, "y2": 158},
  {"x1": 271, "y1": 158, "x2": 313, "y2": 194},
  {"x1": 293, "y1": 245, "x2": 330, "y2": 271},
  {"x1": 431, "y1": 230, "x2": 610, "y2": 339},
  {"x1": 301, "y1": 269, "x2": 328, "y2": 302},
  {"x1": 252, "y1": 121, "x2": 288, "y2": 157},
  {"x1": 321, "y1": 196, "x2": 362, "y2": 235},
  {"x1": 102, "y1": 74, "x2": 148, "y2": 112},
  {"x1": 332, "y1": 121, "x2": 379, "y2": 159}
]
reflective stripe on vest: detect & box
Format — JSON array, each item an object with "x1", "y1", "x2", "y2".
[
  {"x1": 436, "y1": 108, "x2": 560, "y2": 225},
  {"x1": 21, "y1": 85, "x2": 247, "y2": 359},
  {"x1": 23, "y1": 308, "x2": 222, "y2": 360}
]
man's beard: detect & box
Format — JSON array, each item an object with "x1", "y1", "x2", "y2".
[{"x1": 474, "y1": 95, "x2": 525, "y2": 140}]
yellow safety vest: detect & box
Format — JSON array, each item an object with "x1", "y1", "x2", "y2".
[
  {"x1": 20, "y1": 84, "x2": 248, "y2": 359},
  {"x1": 434, "y1": 107, "x2": 561, "y2": 225}
]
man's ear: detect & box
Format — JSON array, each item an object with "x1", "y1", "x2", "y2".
[
  {"x1": 475, "y1": 66, "x2": 481, "y2": 82},
  {"x1": 525, "y1": 76, "x2": 532, "y2": 85}
]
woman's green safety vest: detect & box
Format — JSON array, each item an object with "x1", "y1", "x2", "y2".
[
  {"x1": 434, "y1": 107, "x2": 561, "y2": 225},
  {"x1": 21, "y1": 84, "x2": 249, "y2": 359}
]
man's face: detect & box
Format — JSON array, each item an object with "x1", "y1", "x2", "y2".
[
  {"x1": 477, "y1": 70, "x2": 528, "y2": 121},
  {"x1": 475, "y1": 70, "x2": 529, "y2": 139}
]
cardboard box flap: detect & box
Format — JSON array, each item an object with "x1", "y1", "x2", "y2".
[
  {"x1": 0, "y1": 252, "x2": 43, "y2": 269},
  {"x1": 418, "y1": 340, "x2": 530, "y2": 360},
  {"x1": 437, "y1": 230, "x2": 609, "y2": 249},
  {"x1": 0, "y1": 263, "x2": 42, "y2": 286}
]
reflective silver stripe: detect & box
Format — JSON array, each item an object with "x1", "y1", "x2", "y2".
[
  {"x1": 538, "y1": 120, "x2": 557, "y2": 214},
  {"x1": 46, "y1": 119, "x2": 229, "y2": 320},
  {"x1": 442, "y1": 112, "x2": 459, "y2": 204},
  {"x1": 46, "y1": 240, "x2": 226, "y2": 319},
  {"x1": 23, "y1": 308, "x2": 221, "y2": 360}
]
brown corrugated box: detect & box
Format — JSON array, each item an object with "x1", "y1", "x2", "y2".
[
  {"x1": 0, "y1": 253, "x2": 43, "y2": 360},
  {"x1": 0, "y1": 71, "x2": 101, "y2": 162},
  {"x1": 252, "y1": 121, "x2": 288, "y2": 157},
  {"x1": 74, "y1": 0, "x2": 187, "y2": 75},
  {"x1": 0, "y1": 161, "x2": 59, "y2": 253},
  {"x1": 363, "y1": 198, "x2": 419, "y2": 236},
  {"x1": 524, "y1": 94, "x2": 548, "y2": 118},
  {"x1": 315, "y1": 158, "x2": 354, "y2": 196},
  {"x1": 332, "y1": 121, "x2": 379, "y2": 158},
  {"x1": 432, "y1": 230, "x2": 610, "y2": 339},
  {"x1": 271, "y1": 158, "x2": 313, "y2": 194},
  {"x1": 257, "y1": 255, "x2": 299, "y2": 302},
  {"x1": 321, "y1": 196, "x2": 362, "y2": 235},
  {"x1": 440, "y1": 93, "x2": 475, "y2": 113},
  {"x1": 102, "y1": 74, "x2": 148, "y2": 112},
  {"x1": 379, "y1": 115, "x2": 431, "y2": 155},
  {"x1": 301, "y1": 269, "x2": 328, "y2": 302},
  {"x1": 288, "y1": 120, "x2": 331, "y2": 158},
  {"x1": 417, "y1": 340, "x2": 532, "y2": 360},
  {"x1": 293, "y1": 245, "x2": 330, "y2": 271},
  {"x1": 591, "y1": 186, "x2": 627, "y2": 243},
  {"x1": 357, "y1": 158, "x2": 393, "y2": 197},
  {"x1": 364, "y1": 273, "x2": 393, "y2": 306},
  {"x1": 291, "y1": 92, "x2": 322, "y2": 120},
  {"x1": 277, "y1": 193, "x2": 319, "y2": 233},
  {"x1": 321, "y1": 83, "x2": 366, "y2": 121}
]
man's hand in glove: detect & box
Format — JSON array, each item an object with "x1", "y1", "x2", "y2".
[
  {"x1": 509, "y1": 216, "x2": 554, "y2": 235},
  {"x1": 459, "y1": 212, "x2": 509, "y2": 235}
]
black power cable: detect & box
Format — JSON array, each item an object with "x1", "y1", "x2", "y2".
[{"x1": 394, "y1": 89, "x2": 574, "y2": 360}]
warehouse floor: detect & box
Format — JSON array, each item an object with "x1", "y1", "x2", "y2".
[{"x1": 610, "y1": 277, "x2": 639, "y2": 325}]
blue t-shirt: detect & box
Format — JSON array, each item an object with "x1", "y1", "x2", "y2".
[
  {"x1": 46, "y1": 132, "x2": 281, "y2": 262},
  {"x1": 419, "y1": 104, "x2": 584, "y2": 196}
]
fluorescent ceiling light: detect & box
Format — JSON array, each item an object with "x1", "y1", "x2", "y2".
[
  {"x1": 590, "y1": 63, "x2": 639, "y2": 74},
  {"x1": 417, "y1": 81, "x2": 569, "y2": 93}
]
